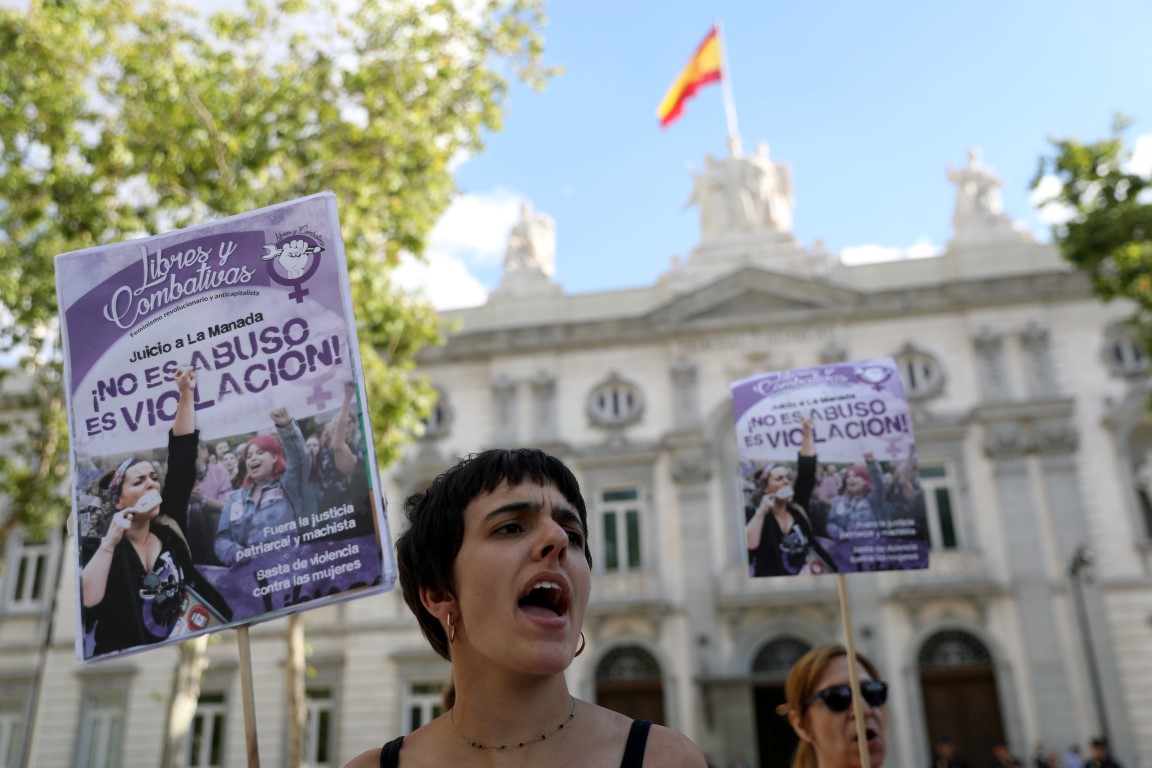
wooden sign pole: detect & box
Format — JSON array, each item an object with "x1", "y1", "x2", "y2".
[
  {"x1": 837, "y1": 574, "x2": 872, "y2": 768},
  {"x1": 237, "y1": 625, "x2": 261, "y2": 768}
]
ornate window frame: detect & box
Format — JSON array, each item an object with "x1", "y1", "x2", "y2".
[
  {"x1": 586, "y1": 372, "x2": 644, "y2": 429},
  {"x1": 1101, "y1": 320, "x2": 1149, "y2": 379},
  {"x1": 419, "y1": 385, "x2": 452, "y2": 441},
  {"x1": 893, "y1": 342, "x2": 946, "y2": 401}
]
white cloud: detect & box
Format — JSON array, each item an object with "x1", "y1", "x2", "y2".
[
  {"x1": 839, "y1": 238, "x2": 941, "y2": 266},
  {"x1": 428, "y1": 189, "x2": 522, "y2": 266},
  {"x1": 393, "y1": 250, "x2": 489, "y2": 310},
  {"x1": 1127, "y1": 133, "x2": 1152, "y2": 178},
  {"x1": 447, "y1": 149, "x2": 472, "y2": 173},
  {"x1": 393, "y1": 188, "x2": 526, "y2": 310},
  {"x1": 1028, "y1": 174, "x2": 1076, "y2": 229}
]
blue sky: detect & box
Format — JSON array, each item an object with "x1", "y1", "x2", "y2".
[
  {"x1": 3, "y1": 0, "x2": 1147, "y2": 308},
  {"x1": 401, "y1": 0, "x2": 1152, "y2": 308}
]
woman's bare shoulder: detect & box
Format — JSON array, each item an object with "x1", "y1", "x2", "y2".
[
  {"x1": 582, "y1": 704, "x2": 707, "y2": 767},
  {"x1": 342, "y1": 718, "x2": 452, "y2": 768},
  {"x1": 643, "y1": 723, "x2": 710, "y2": 767},
  {"x1": 342, "y1": 747, "x2": 380, "y2": 768}
]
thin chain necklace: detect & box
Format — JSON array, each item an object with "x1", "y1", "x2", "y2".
[{"x1": 450, "y1": 695, "x2": 576, "y2": 750}]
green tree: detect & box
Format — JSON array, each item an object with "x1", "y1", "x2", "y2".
[
  {"x1": 4, "y1": 2, "x2": 550, "y2": 764},
  {"x1": 0, "y1": 0, "x2": 549, "y2": 548},
  {"x1": 1033, "y1": 117, "x2": 1152, "y2": 359}
]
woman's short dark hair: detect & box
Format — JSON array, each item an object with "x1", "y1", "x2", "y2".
[{"x1": 396, "y1": 448, "x2": 592, "y2": 661}]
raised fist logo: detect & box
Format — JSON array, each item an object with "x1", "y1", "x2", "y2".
[{"x1": 262, "y1": 238, "x2": 320, "y2": 279}]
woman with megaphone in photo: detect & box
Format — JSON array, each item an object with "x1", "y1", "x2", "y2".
[
  {"x1": 745, "y1": 417, "x2": 837, "y2": 576},
  {"x1": 81, "y1": 366, "x2": 232, "y2": 658}
]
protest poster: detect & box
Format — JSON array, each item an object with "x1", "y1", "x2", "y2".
[
  {"x1": 730, "y1": 358, "x2": 929, "y2": 577},
  {"x1": 56, "y1": 192, "x2": 392, "y2": 660}
]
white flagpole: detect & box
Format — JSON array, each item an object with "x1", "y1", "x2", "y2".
[{"x1": 715, "y1": 19, "x2": 742, "y2": 156}]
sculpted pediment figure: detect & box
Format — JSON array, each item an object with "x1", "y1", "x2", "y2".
[
  {"x1": 947, "y1": 147, "x2": 1006, "y2": 229},
  {"x1": 688, "y1": 143, "x2": 794, "y2": 240},
  {"x1": 504, "y1": 202, "x2": 556, "y2": 278}
]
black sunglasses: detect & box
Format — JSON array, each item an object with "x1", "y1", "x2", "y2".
[{"x1": 803, "y1": 680, "x2": 888, "y2": 712}]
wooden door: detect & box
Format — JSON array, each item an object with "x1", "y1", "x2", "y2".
[
  {"x1": 596, "y1": 679, "x2": 666, "y2": 725},
  {"x1": 921, "y1": 667, "x2": 1005, "y2": 765},
  {"x1": 754, "y1": 684, "x2": 797, "y2": 768}
]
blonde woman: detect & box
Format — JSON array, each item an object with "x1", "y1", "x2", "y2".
[{"x1": 783, "y1": 644, "x2": 888, "y2": 768}]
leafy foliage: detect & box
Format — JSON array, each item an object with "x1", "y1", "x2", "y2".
[
  {"x1": 1033, "y1": 116, "x2": 1152, "y2": 358},
  {"x1": 0, "y1": 0, "x2": 550, "y2": 549}
]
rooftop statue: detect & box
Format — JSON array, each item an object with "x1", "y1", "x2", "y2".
[
  {"x1": 946, "y1": 147, "x2": 1005, "y2": 229},
  {"x1": 504, "y1": 201, "x2": 556, "y2": 278},
  {"x1": 689, "y1": 143, "x2": 793, "y2": 240}
]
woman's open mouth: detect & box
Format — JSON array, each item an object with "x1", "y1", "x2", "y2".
[{"x1": 517, "y1": 576, "x2": 569, "y2": 619}]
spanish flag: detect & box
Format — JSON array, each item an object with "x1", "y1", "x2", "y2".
[{"x1": 657, "y1": 25, "x2": 723, "y2": 128}]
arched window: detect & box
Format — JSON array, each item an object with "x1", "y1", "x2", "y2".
[
  {"x1": 587, "y1": 373, "x2": 644, "y2": 428},
  {"x1": 1102, "y1": 322, "x2": 1149, "y2": 378},
  {"x1": 918, "y1": 629, "x2": 993, "y2": 668},
  {"x1": 420, "y1": 386, "x2": 452, "y2": 440},
  {"x1": 597, "y1": 645, "x2": 661, "y2": 680},
  {"x1": 751, "y1": 637, "x2": 811, "y2": 676},
  {"x1": 595, "y1": 645, "x2": 665, "y2": 724},
  {"x1": 893, "y1": 343, "x2": 946, "y2": 400}
]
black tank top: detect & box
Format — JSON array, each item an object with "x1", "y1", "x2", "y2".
[{"x1": 379, "y1": 719, "x2": 652, "y2": 768}]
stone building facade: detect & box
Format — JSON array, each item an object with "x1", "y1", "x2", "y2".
[{"x1": 1, "y1": 145, "x2": 1151, "y2": 767}]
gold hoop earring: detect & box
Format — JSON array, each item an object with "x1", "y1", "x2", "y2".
[
  {"x1": 574, "y1": 631, "x2": 586, "y2": 657},
  {"x1": 447, "y1": 614, "x2": 457, "y2": 644}
]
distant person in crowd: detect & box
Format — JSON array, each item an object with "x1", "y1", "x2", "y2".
[
  {"x1": 75, "y1": 447, "x2": 104, "y2": 493},
  {"x1": 990, "y1": 741, "x2": 1023, "y2": 767},
  {"x1": 1063, "y1": 745, "x2": 1083, "y2": 768},
  {"x1": 816, "y1": 465, "x2": 841, "y2": 507},
  {"x1": 310, "y1": 381, "x2": 376, "y2": 540},
  {"x1": 781, "y1": 643, "x2": 888, "y2": 768},
  {"x1": 186, "y1": 440, "x2": 233, "y2": 565},
  {"x1": 745, "y1": 417, "x2": 837, "y2": 575},
  {"x1": 932, "y1": 736, "x2": 970, "y2": 768},
  {"x1": 1085, "y1": 738, "x2": 1122, "y2": 768},
  {"x1": 864, "y1": 449, "x2": 921, "y2": 523},
  {"x1": 315, "y1": 382, "x2": 363, "y2": 512},
  {"x1": 221, "y1": 449, "x2": 244, "y2": 490},
  {"x1": 304, "y1": 430, "x2": 323, "y2": 517}
]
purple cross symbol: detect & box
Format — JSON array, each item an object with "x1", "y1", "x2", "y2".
[{"x1": 306, "y1": 382, "x2": 333, "y2": 410}]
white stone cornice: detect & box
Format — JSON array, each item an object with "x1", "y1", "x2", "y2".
[{"x1": 418, "y1": 270, "x2": 1093, "y2": 363}]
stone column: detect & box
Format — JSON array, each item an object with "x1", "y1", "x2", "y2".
[
  {"x1": 490, "y1": 374, "x2": 518, "y2": 446},
  {"x1": 1020, "y1": 323, "x2": 1059, "y2": 398},
  {"x1": 973, "y1": 327, "x2": 1012, "y2": 401},
  {"x1": 666, "y1": 434, "x2": 715, "y2": 742},
  {"x1": 1036, "y1": 419, "x2": 1134, "y2": 755},
  {"x1": 670, "y1": 358, "x2": 700, "y2": 432},
  {"x1": 983, "y1": 418, "x2": 1079, "y2": 741},
  {"x1": 531, "y1": 371, "x2": 557, "y2": 444}
]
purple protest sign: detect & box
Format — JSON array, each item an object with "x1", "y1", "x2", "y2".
[
  {"x1": 730, "y1": 358, "x2": 929, "y2": 577},
  {"x1": 56, "y1": 193, "x2": 394, "y2": 661}
]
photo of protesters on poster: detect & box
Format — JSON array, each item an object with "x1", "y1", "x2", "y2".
[
  {"x1": 730, "y1": 358, "x2": 930, "y2": 577},
  {"x1": 57, "y1": 192, "x2": 391, "y2": 660}
]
